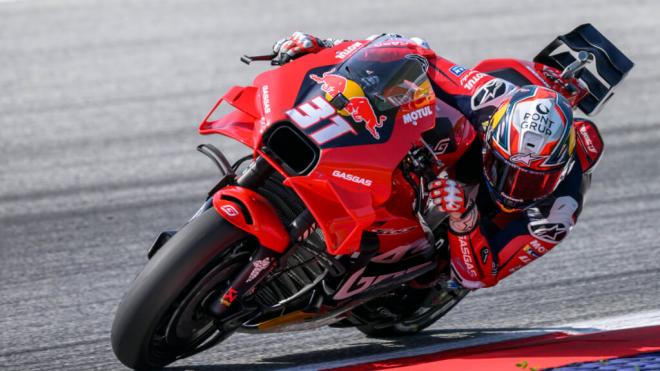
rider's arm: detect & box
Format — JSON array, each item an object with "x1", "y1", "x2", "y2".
[
  {"x1": 447, "y1": 122, "x2": 605, "y2": 290},
  {"x1": 448, "y1": 163, "x2": 587, "y2": 289},
  {"x1": 425, "y1": 56, "x2": 516, "y2": 127}
]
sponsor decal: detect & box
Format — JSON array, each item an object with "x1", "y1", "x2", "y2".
[
  {"x1": 377, "y1": 40, "x2": 410, "y2": 48},
  {"x1": 343, "y1": 96, "x2": 387, "y2": 140},
  {"x1": 309, "y1": 69, "x2": 344, "y2": 96},
  {"x1": 579, "y1": 124, "x2": 598, "y2": 154},
  {"x1": 518, "y1": 255, "x2": 532, "y2": 264},
  {"x1": 450, "y1": 65, "x2": 467, "y2": 76},
  {"x1": 220, "y1": 287, "x2": 238, "y2": 306},
  {"x1": 529, "y1": 239, "x2": 548, "y2": 254},
  {"x1": 536, "y1": 103, "x2": 550, "y2": 115},
  {"x1": 480, "y1": 247, "x2": 489, "y2": 264},
  {"x1": 402, "y1": 105, "x2": 433, "y2": 126},
  {"x1": 471, "y1": 78, "x2": 514, "y2": 110},
  {"x1": 523, "y1": 245, "x2": 541, "y2": 259},
  {"x1": 307, "y1": 73, "x2": 387, "y2": 140},
  {"x1": 332, "y1": 239, "x2": 432, "y2": 300},
  {"x1": 520, "y1": 102, "x2": 556, "y2": 135},
  {"x1": 528, "y1": 223, "x2": 567, "y2": 243},
  {"x1": 333, "y1": 262, "x2": 432, "y2": 300},
  {"x1": 369, "y1": 226, "x2": 417, "y2": 235},
  {"x1": 286, "y1": 96, "x2": 336, "y2": 129},
  {"x1": 460, "y1": 71, "x2": 486, "y2": 90},
  {"x1": 371, "y1": 239, "x2": 431, "y2": 263},
  {"x1": 286, "y1": 96, "x2": 356, "y2": 144},
  {"x1": 246, "y1": 257, "x2": 273, "y2": 283},
  {"x1": 331, "y1": 170, "x2": 373, "y2": 187},
  {"x1": 458, "y1": 235, "x2": 478, "y2": 278},
  {"x1": 335, "y1": 41, "x2": 363, "y2": 59},
  {"x1": 220, "y1": 204, "x2": 239, "y2": 217},
  {"x1": 528, "y1": 196, "x2": 578, "y2": 243},
  {"x1": 433, "y1": 137, "x2": 452, "y2": 155},
  {"x1": 510, "y1": 152, "x2": 548, "y2": 166},
  {"x1": 261, "y1": 85, "x2": 271, "y2": 114}
]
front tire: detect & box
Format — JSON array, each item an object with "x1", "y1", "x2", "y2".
[{"x1": 111, "y1": 209, "x2": 251, "y2": 369}]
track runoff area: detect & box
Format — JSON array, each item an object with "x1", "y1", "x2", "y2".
[{"x1": 278, "y1": 311, "x2": 660, "y2": 370}]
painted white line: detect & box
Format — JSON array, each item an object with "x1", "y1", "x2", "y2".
[
  {"x1": 278, "y1": 310, "x2": 660, "y2": 371},
  {"x1": 558, "y1": 309, "x2": 660, "y2": 333}
]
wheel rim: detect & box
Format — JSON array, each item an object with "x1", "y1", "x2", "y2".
[{"x1": 148, "y1": 244, "x2": 252, "y2": 362}]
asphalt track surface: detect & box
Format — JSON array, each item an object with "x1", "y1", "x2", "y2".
[{"x1": 1, "y1": 0, "x2": 659, "y2": 369}]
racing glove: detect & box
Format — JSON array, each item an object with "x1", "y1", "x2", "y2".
[
  {"x1": 429, "y1": 178, "x2": 496, "y2": 289},
  {"x1": 429, "y1": 178, "x2": 479, "y2": 234},
  {"x1": 273, "y1": 32, "x2": 338, "y2": 64}
]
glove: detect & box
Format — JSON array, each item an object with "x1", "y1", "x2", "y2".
[
  {"x1": 429, "y1": 178, "x2": 467, "y2": 217},
  {"x1": 429, "y1": 177, "x2": 478, "y2": 234},
  {"x1": 273, "y1": 32, "x2": 331, "y2": 64}
]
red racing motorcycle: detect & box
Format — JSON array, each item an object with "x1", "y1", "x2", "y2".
[{"x1": 111, "y1": 24, "x2": 633, "y2": 369}]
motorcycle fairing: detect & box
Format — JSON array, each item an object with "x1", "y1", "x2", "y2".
[
  {"x1": 213, "y1": 186, "x2": 290, "y2": 253},
  {"x1": 473, "y1": 58, "x2": 591, "y2": 108},
  {"x1": 202, "y1": 38, "x2": 441, "y2": 256},
  {"x1": 200, "y1": 86, "x2": 260, "y2": 149}
]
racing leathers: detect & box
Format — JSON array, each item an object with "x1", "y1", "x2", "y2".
[
  {"x1": 417, "y1": 45, "x2": 603, "y2": 289},
  {"x1": 273, "y1": 33, "x2": 604, "y2": 289}
]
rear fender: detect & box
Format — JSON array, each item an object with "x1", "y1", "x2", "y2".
[{"x1": 212, "y1": 186, "x2": 290, "y2": 253}]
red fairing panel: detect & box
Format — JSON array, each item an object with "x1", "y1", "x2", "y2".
[
  {"x1": 199, "y1": 86, "x2": 260, "y2": 149},
  {"x1": 474, "y1": 59, "x2": 589, "y2": 107},
  {"x1": 199, "y1": 39, "x2": 442, "y2": 255},
  {"x1": 284, "y1": 97, "x2": 436, "y2": 255},
  {"x1": 213, "y1": 186, "x2": 290, "y2": 253},
  {"x1": 433, "y1": 100, "x2": 477, "y2": 171},
  {"x1": 574, "y1": 119, "x2": 604, "y2": 173}
]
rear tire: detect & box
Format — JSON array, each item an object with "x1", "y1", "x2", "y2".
[{"x1": 111, "y1": 209, "x2": 250, "y2": 369}]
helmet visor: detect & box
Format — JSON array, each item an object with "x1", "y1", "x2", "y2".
[{"x1": 483, "y1": 147, "x2": 563, "y2": 205}]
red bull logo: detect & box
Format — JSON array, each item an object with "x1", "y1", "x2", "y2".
[
  {"x1": 310, "y1": 70, "x2": 346, "y2": 97},
  {"x1": 309, "y1": 70, "x2": 387, "y2": 140}
]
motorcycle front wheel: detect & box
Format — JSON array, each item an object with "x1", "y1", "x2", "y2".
[{"x1": 111, "y1": 208, "x2": 252, "y2": 369}]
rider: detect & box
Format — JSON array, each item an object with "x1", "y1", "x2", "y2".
[{"x1": 272, "y1": 32, "x2": 604, "y2": 289}]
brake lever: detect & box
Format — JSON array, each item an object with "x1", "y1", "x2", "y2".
[{"x1": 240, "y1": 53, "x2": 279, "y2": 65}]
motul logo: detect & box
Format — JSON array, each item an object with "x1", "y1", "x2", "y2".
[{"x1": 402, "y1": 105, "x2": 433, "y2": 126}]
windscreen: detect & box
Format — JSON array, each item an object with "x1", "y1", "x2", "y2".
[{"x1": 335, "y1": 36, "x2": 432, "y2": 112}]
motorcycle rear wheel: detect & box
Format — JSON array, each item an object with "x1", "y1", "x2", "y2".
[{"x1": 111, "y1": 209, "x2": 251, "y2": 369}]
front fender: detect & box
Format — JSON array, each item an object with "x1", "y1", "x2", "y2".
[{"x1": 212, "y1": 186, "x2": 290, "y2": 253}]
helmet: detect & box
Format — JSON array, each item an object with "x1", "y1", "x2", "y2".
[{"x1": 483, "y1": 86, "x2": 575, "y2": 211}]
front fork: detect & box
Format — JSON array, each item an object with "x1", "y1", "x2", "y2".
[{"x1": 207, "y1": 156, "x2": 314, "y2": 317}]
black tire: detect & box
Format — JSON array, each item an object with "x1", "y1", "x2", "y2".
[
  {"x1": 357, "y1": 287, "x2": 469, "y2": 338},
  {"x1": 111, "y1": 209, "x2": 250, "y2": 369}
]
